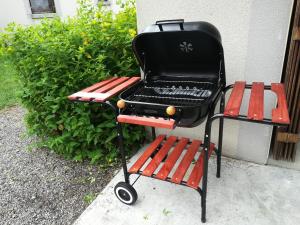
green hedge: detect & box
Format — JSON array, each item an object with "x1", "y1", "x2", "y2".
[{"x1": 0, "y1": 0, "x2": 145, "y2": 164}]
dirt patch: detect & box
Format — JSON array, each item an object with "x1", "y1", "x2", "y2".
[{"x1": 0, "y1": 106, "x2": 120, "y2": 225}]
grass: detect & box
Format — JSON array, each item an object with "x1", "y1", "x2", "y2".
[{"x1": 0, "y1": 57, "x2": 20, "y2": 110}]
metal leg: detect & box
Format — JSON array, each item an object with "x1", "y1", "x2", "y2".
[
  {"x1": 151, "y1": 127, "x2": 156, "y2": 141},
  {"x1": 217, "y1": 92, "x2": 225, "y2": 178},
  {"x1": 117, "y1": 122, "x2": 130, "y2": 184},
  {"x1": 201, "y1": 115, "x2": 213, "y2": 223},
  {"x1": 104, "y1": 101, "x2": 130, "y2": 184}
]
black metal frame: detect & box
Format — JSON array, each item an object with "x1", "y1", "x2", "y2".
[{"x1": 77, "y1": 83, "x2": 288, "y2": 223}]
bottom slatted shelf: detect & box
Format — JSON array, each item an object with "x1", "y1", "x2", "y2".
[{"x1": 128, "y1": 135, "x2": 215, "y2": 189}]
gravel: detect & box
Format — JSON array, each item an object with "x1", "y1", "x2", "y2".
[{"x1": 0, "y1": 106, "x2": 120, "y2": 225}]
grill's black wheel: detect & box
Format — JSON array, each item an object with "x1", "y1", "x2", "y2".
[{"x1": 114, "y1": 182, "x2": 137, "y2": 205}]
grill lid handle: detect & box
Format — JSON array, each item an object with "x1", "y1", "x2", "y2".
[{"x1": 156, "y1": 19, "x2": 184, "y2": 31}]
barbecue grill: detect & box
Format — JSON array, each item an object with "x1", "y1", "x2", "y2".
[
  {"x1": 120, "y1": 19, "x2": 225, "y2": 127},
  {"x1": 68, "y1": 19, "x2": 290, "y2": 223}
]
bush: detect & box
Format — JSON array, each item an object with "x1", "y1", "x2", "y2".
[{"x1": 0, "y1": 0, "x2": 145, "y2": 164}]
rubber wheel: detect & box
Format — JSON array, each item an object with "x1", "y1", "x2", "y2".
[{"x1": 114, "y1": 182, "x2": 138, "y2": 205}]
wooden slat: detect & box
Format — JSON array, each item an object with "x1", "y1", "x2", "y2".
[
  {"x1": 69, "y1": 92, "x2": 110, "y2": 102},
  {"x1": 128, "y1": 135, "x2": 166, "y2": 174},
  {"x1": 81, "y1": 77, "x2": 117, "y2": 92},
  {"x1": 117, "y1": 115, "x2": 175, "y2": 129},
  {"x1": 271, "y1": 83, "x2": 290, "y2": 124},
  {"x1": 106, "y1": 77, "x2": 140, "y2": 95},
  {"x1": 224, "y1": 81, "x2": 246, "y2": 117},
  {"x1": 95, "y1": 77, "x2": 140, "y2": 102},
  {"x1": 247, "y1": 82, "x2": 264, "y2": 120},
  {"x1": 156, "y1": 138, "x2": 189, "y2": 180},
  {"x1": 187, "y1": 143, "x2": 215, "y2": 189},
  {"x1": 67, "y1": 77, "x2": 117, "y2": 100},
  {"x1": 94, "y1": 77, "x2": 130, "y2": 93},
  {"x1": 142, "y1": 136, "x2": 177, "y2": 177},
  {"x1": 171, "y1": 140, "x2": 201, "y2": 184}
]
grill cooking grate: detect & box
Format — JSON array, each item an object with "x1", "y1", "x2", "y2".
[{"x1": 126, "y1": 81, "x2": 216, "y2": 106}]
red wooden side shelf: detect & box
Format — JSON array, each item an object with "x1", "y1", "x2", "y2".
[
  {"x1": 117, "y1": 115, "x2": 176, "y2": 129},
  {"x1": 128, "y1": 135, "x2": 215, "y2": 189},
  {"x1": 224, "y1": 81, "x2": 290, "y2": 124},
  {"x1": 68, "y1": 76, "x2": 140, "y2": 102}
]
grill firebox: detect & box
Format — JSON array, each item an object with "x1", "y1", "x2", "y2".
[{"x1": 119, "y1": 20, "x2": 225, "y2": 127}]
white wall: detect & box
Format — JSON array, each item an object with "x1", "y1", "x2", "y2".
[
  {"x1": 0, "y1": 0, "x2": 118, "y2": 29},
  {"x1": 136, "y1": 0, "x2": 293, "y2": 164}
]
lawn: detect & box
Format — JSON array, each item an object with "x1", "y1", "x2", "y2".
[{"x1": 0, "y1": 57, "x2": 20, "y2": 109}]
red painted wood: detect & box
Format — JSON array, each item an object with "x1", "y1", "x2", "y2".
[
  {"x1": 247, "y1": 82, "x2": 264, "y2": 120},
  {"x1": 106, "y1": 77, "x2": 140, "y2": 95},
  {"x1": 128, "y1": 135, "x2": 166, "y2": 174},
  {"x1": 95, "y1": 77, "x2": 140, "y2": 102},
  {"x1": 187, "y1": 143, "x2": 215, "y2": 189},
  {"x1": 67, "y1": 77, "x2": 117, "y2": 100},
  {"x1": 117, "y1": 115, "x2": 175, "y2": 129},
  {"x1": 94, "y1": 77, "x2": 130, "y2": 93},
  {"x1": 68, "y1": 76, "x2": 140, "y2": 102},
  {"x1": 142, "y1": 136, "x2": 177, "y2": 177},
  {"x1": 224, "y1": 81, "x2": 246, "y2": 117},
  {"x1": 81, "y1": 77, "x2": 118, "y2": 93},
  {"x1": 156, "y1": 138, "x2": 189, "y2": 180},
  {"x1": 171, "y1": 140, "x2": 201, "y2": 184},
  {"x1": 271, "y1": 83, "x2": 290, "y2": 124}
]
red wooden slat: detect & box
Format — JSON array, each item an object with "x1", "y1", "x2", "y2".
[
  {"x1": 142, "y1": 136, "x2": 177, "y2": 177},
  {"x1": 271, "y1": 83, "x2": 290, "y2": 124},
  {"x1": 81, "y1": 77, "x2": 118, "y2": 92},
  {"x1": 67, "y1": 77, "x2": 117, "y2": 101},
  {"x1": 95, "y1": 77, "x2": 140, "y2": 102},
  {"x1": 106, "y1": 77, "x2": 140, "y2": 95},
  {"x1": 224, "y1": 81, "x2": 246, "y2": 117},
  {"x1": 171, "y1": 140, "x2": 201, "y2": 184},
  {"x1": 247, "y1": 82, "x2": 264, "y2": 120},
  {"x1": 128, "y1": 135, "x2": 166, "y2": 174},
  {"x1": 156, "y1": 138, "x2": 189, "y2": 180},
  {"x1": 94, "y1": 77, "x2": 129, "y2": 93},
  {"x1": 117, "y1": 115, "x2": 175, "y2": 129},
  {"x1": 80, "y1": 77, "x2": 129, "y2": 101},
  {"x1": 187, "y1": 143, "x2": 215, "y2": 189}
]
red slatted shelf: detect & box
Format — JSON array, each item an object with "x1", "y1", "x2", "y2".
[
  {"x1": 223, "y1": 81, "x2": 290, "y2": 125},
  {"x1": 68, "y1": 76, "x2": 140, "y2": 102},
  {"x1": 129, "y1": 135, "x2": 165, "y2": 174},
  {"x1": 271, "y1": 83, "x2": 290, "y2": 124},
  {"x1": 93, "y1": 77, "x2": 129, "y2": 94},
  {"x1": 248, "y1": 82, "x2": 264, "y2": 120},
  {"x1": 156, "y1": 138, "x2": 189, "y2": 180},
  {"x1": 171, "y1": 140, "x2": 202, "y2": 184},
  {"x1": 224, "y1": 81, "x2": 246, "y2": 117},
  {"x1": 187, "y1": 143, "x2": 215, "y2": 189},
  {"x1": 117, "y1": 115, "x2": 175, "y2": 129},
  {"x1": 142, "y1": 136, "x2": 177, "y2": 176},
  {"x1": 129, "y1": 136, "x2": 215, "y2": 189}
]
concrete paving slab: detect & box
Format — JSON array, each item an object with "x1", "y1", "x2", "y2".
[{"x1": 74, "y1": 147, "x2": 300, "y2": 225}]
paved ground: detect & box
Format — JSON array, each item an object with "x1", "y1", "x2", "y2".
[
  {"x1": 74, "y1": 147, "x2": 300, "y2": 225},
  {"x1": 0, "y1": 106, "x2": 119, "y2": 225}
]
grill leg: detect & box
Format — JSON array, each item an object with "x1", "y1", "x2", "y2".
[
  {"x1": 117, "y1": 122, "x2": 129, "y2": 184},
  {"x1": 217, "y1": 92, "x2": 225, "y2": 178},
  {"x1": 201, "y1": 117, "x2": 213, "y2": 223},
  {"x1": 151, "y1": 127, "x2": 156, "y2": 141},
  {"x1": 201, "y1": 150, "x2": 208, "y2": 223}
]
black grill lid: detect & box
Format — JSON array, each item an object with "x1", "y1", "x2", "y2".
[{"x1": 132, "y1": 20, "x2": 225, "y2": 84}]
